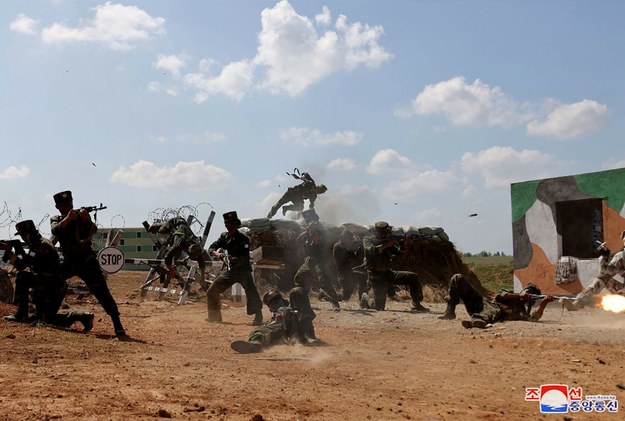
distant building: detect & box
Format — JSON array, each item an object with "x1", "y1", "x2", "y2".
[
  {"x1": 94, "y1": 227, "x2": 157, "y2": 271},
  {"x1": 511, "y1": 167, "x2": 625, "y2": 294}
]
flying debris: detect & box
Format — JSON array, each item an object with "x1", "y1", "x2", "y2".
[
  {"x1": 468, "y1": 213, "x2": 478, "y2": 217},
  {"x1": 92, "y1": 163, "x2": 96, "y2": 167},
  {"x1": 394, "y1": 202, "x2": 398, "y2": 205}
]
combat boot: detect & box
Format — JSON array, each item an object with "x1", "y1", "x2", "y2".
[
  {"x1": 230, "y1": 340, "x2": 263, "y2": 354},
  {"x1": 252, "y1": 310, "x2": 263, "y2": 326},
  {"x1": 438, "y1": 306, "x2": 456, "y2": 320},
  {"x1": 3, "y1": 312, "x2": 29, "y2": 323},
  {"x1": 207, "y1": 308, "x2": 223, "y2": 323},
  {"x1": 410, "y1": 302, "x2": 430, "y2": 313},
  {"x1": 79, "y1": 312, "x2": 95, "y2": 332},
  {"x1": 112, "y1": 315, "x2": 127, "y2": 337}
]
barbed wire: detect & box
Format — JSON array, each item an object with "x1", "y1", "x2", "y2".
[{"x1": 0, "y1": 202, "x2": 215, "y2": 238}]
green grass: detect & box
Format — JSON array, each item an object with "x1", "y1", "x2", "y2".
[{"x1": 463, "y1": 255, "x2": 514, "y2": 292}]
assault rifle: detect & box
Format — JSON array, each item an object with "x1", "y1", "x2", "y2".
[
  {"x1": 0, "y1": 239, "x2": 29, "y2": 269},
  {"x1": 79, "y1": 204, "x2": 107, "y2": 213},
  {"x1": 223, "y1": 249, "x2": 232, "y2": 271}
]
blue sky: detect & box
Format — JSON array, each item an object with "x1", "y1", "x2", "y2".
[{"x1": 1, "y1": 0, "x2": 624, "y2": 254}]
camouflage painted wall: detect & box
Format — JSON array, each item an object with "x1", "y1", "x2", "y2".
[{"x1": 511, "y1": 167, "x2": 625, "y2": 294}]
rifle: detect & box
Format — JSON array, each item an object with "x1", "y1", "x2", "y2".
[
  {"x1": 0, "y1": 239, "x2": 29, "y2": 269},
  {"x1": 79, "y1": 204, "x2": 107, "y2": 213},
  {"x1": 223, "y1": 249, "x2": 232, "y2": 271}
]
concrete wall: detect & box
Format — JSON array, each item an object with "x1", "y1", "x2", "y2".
[{"x1": 511, "y1": 167, "x2": 625, "y2": 294}]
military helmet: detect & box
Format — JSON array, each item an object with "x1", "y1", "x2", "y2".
[
  {"x1": 374, "y1": 221, "x2": 391, "y2": 231},
  {"x1": 302, "y1": 209, "x2": 319, "y2": 222},
  {"x1": 317, "y1": 184, "x2": 327, "y2": 193},
  {"x1": 53, "y1": 190, "x2": 73, "y2": 205},
  {"x1": 262, "y1": 290, "x2": 284, "y2": 307},
  {"x1": 15, "y1": 220, "x2": 37, "y2": 236},
  {"x1": 223, "y1": 211, "x2": 241, "y2": 227},
  {"x1": 522, "y1": 283, "x2": 541, "y2": 296}
]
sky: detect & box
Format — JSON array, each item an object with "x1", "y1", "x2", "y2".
[{"x1": 1, "y1": 0, "x2": 624, "y2": 254}]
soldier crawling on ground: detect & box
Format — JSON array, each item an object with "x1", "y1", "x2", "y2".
[
  {"x1": 230, "y1": 288, "x2": 319, "y2": 354},
  {"x1": 438, "y1": 272, "x2": 556, "y2": 328},
  {"x1": 267, "y1": 170, "x2": 327, "y2": 219}
]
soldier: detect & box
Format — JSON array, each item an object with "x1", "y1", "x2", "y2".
[
  {"x1": 206, "y1": 211, "x2": 263, "y2": 324},
  {"x1": 1, "y1": 220, "x2": 94, "y2": 331},
  {"x1": 438, "y1": 273, "x2": 556, "y2": 328},
  {"x1": 360, "y1": 221, "x2": 430, "y2": 312},
  {"x1": 267, "y1": 171, "x2": 327, "y2": 219},
  {"x1": 148, "y1": 217, "x2": 208, "y2": 292},
  {"x1": 563, "y1": 231, "x2": 625, "y2": 311},
  {"x1": 230, "y1": 287, "x2": 318, "y2": 354},
  {"x1": 332, "y1": 229, "x2": 367, "y2": 302},
  {"x1": 50, "y1": 190, "x2": 126, "y2": 337},
  {"x1": 294, "y1": 209, "x2": 341, "y2": 311}
]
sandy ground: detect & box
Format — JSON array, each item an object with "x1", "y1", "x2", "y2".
[{"x1": 1, "y1": 270, "x2": 625, "y2": 421}]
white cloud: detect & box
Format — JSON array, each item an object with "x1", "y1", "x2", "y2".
[
  {"x1": 9, "y1": 14, "x2": 39, "y2": 35},
  {"x1": 253, "y1": 0, "x2": 391, "y2": 96},
  {"x1": 327, "y1": 158, "x2": 356, "y2": 171},
  {"x1": 257, "y1": 179, "x2": 272, "y2": 188},
  {"x1": 383, "y1": 169, "x2": 456, "y2": 199},
  {"x1": 153, "y1": 54, "x2": 186, "y2": 77},
  {"x1": 183, "y1": 59, "x2": 254, "y2": 102},
  {"x1": 0, "y1": 166, "x2": 30, "y2": 179},
  {"x1": 40, "y1": 2, "x2": 165, "y2": 51},
  {"x1": 110, "y1": 160, "x2": 229, "y2": 189},
  {"x1": 401, "y1": 77, "x2": 609, "y2": 140},
  {"x1": 526, "y1": 99, "x2": 609, "y2": 140},
  {"x1": 315, "y1": 6, "x2": 332, "y2": 26},
  {"x1": 280, "y1": 127, "x2": 362, "y2": 146},
  {"x1": 461, "y1": 146, "x2": 555, "y2": 188},
  {"x1": 405, "y1": 76, "x2": 525, "y2": 127},
  {"x1": 366, "y1": 149, "x2": 412, "y2": 174}
]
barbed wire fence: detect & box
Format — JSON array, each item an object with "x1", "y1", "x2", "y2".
[{"x1": 1, "y1": 201, "x2": 215, "y2": 245}]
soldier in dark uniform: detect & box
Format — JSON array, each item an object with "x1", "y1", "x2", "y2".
[
  {"x1": 332, "y1": 229, "x2": 367, "y2": 302},
  {"x1": 294, "y1": 209, "x2": 341, "y2": 311},
  {"x1": 438, "y1": 273, "x2": 556, "y2": 328},
  {"x1": 149, "y1": 217, "x2": 208, "y2": 292},
  {"x1": 1, "y1": 220, "x2": 94, "y2": 331},
  {"x1": 50, "y1": 190, "x2": 126, "y2": 337},
  {"x1": 206, "y1": 211, "x2": 263, "y2": 324},
  {"x1": 267, "y1": 171, "x2": 327, "y2": 219},
  {"x1": 360, "y1": 221, "x2": 430, "y2": 312},
  {"x1": 230, "y1": 287, "x2": 318, "y2": 354}
]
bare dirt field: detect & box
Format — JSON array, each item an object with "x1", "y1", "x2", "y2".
[{"x1": 1, "y1": 270, "x2": 624, "y2": 421}]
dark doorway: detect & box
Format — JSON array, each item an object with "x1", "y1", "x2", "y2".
[{"x1": 556, "y1": 199, "x2": 603, "y2": 258}]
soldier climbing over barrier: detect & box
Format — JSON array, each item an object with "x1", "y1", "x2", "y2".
[{"x1": 267, "y1": 169, "x2": 327, "y2": 219}]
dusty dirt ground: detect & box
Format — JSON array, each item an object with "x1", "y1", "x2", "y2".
[{"x1": 1, "y1": 270, "x2": 625, "y2": 421}]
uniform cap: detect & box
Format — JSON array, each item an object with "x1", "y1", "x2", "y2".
[
  {"x1": 223, "y1": 211, "x2": 241, "y2": 226},
  {"x1": 53, "y1": 190, "x2": 73, "y2": 205},
  {"x1": 15, "y1": 220, "x2": 37, "y2": 236}
]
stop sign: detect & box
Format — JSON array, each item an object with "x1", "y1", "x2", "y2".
[{"x1": 97, "y1": 246, "x2": 125, "y2": 274}]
